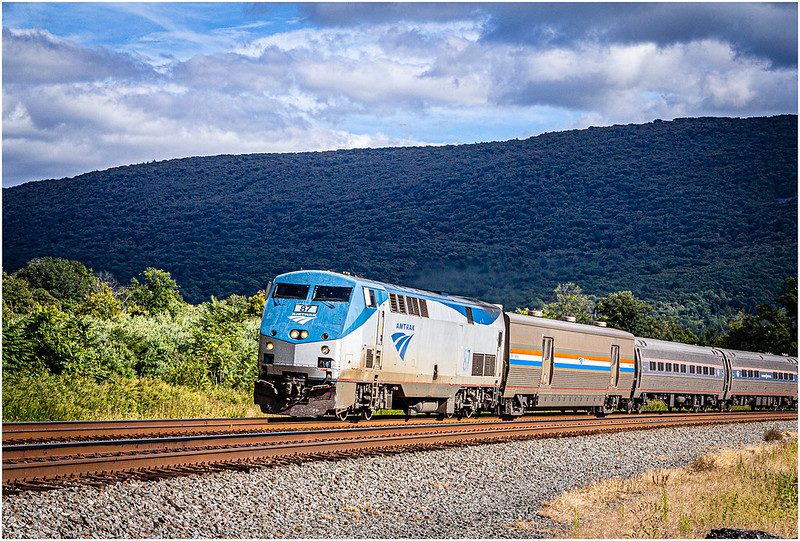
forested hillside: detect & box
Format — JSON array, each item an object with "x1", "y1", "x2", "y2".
[{"x1": 3, "y1": 115, "x2": 797, "y2": 330}]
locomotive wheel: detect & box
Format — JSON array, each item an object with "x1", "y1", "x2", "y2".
[
  {"x1": 361, "y1": 408, "x2": 374, "y2": 421},
  {"x1": 634, "y1": 402, "x2": 643, "y2": 414},
  {"x1": 336, "y1": 409, "x2": 350, "y2": 421},
  {"x1": 462, "y1": 408, "x2": 474, "y2": 419}
]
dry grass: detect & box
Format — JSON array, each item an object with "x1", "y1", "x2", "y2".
[{"x1": 539, "y1": 434, "x2": 798, "y2": 539}]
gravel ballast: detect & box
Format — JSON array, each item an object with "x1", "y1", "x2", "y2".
[{"x1": 3, "y1": 420, "x2": 796, "y2": 538}]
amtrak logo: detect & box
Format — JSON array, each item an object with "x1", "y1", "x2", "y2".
[
  {"x1": 391, "y1": 332, "x2": 414, "y2": 361},
  {"x1": 288, "y1": 314, "x2": 315, "y2": 324}
]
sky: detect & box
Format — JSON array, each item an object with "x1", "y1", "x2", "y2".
[{"x1": 2, "y1": 2, "x2": 798, "y2": 186}]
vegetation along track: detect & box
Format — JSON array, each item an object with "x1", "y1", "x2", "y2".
[{"x1": 3, "y1": 412, "x2": 794, "y2": 493}]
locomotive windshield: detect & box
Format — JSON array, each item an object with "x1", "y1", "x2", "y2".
[
  {"x1": 312, "y1": 285, "x2": 352, "y2": 302},
  {"x1": 273, "y1": 283, "x2": 310, "y2": 299}
]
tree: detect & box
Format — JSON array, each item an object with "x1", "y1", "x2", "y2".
[
  {"x1": 125, "y1": 268, "x2": 185, "y2": 317},
  {"x1": 74, "y1": 282, "x2": 122, "y2": 319},
  {"x1": 2, "y1": 272, "x2": 36, "y2": 315},
  {"x1": 777, "y1": 277, "x2": 797, "y2": 346},
  {"x1": 722, "y1": 305, "x2": 794, "y2": 355},
  {"x1": 246, "y1": 290, "x2": 267, "y2": 317},
  {"x1": 541, "y1": 282, "x2": 595, "y2": 324},
  {"x1": 595, "y1": 290, "x2": 656, "y2": 335},
  {"x1": 16, "y1": 258, "x2": 99, "y2": 306}
]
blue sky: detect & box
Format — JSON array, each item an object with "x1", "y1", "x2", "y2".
[{"x1": 3, "y1": 2, "x2": 797, "y2": 186}]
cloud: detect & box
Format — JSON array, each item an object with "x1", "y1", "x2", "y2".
[
  {"x1": 2, "y1": 28, "x2": 152, "y2": 84},
  {"x1": 2, "y1": 4, "x2": 797, "y2": 186},
  {"x1": 2, "y1": 76, "x2": 424, "y2": 184},
  {"x1": 302, "y1": 3, "x2": 798, "y2": 67}
]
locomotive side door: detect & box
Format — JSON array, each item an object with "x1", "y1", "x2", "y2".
[{"x1": 363, "y1": 287, "x2": 383, "y2": 370}]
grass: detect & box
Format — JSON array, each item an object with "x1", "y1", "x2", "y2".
[
  {"x1": 539, "y1": 432, "x2": 798, "y2": 539},
  {"x1": 2, "y1": 372, "x2": 262, "y2": 421}
]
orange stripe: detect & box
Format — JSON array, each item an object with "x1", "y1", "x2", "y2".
[
  {"x1": 556, "y1": 352, "x2": 610, "y2": 362},
  {"x1": 511, "y1": 348, "x2": 542, "y2": 356}
]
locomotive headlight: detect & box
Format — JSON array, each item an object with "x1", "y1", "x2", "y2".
[
  {"x1": 290, "y1": 329, "x2": 300, "y2": 339},
  {"x1": 265, "y1": 342, "x2": 275, "y2": 350},
  {"x1": 321, "y1": 345, "x2": 330, "y2": 354},
  {"x1": 299, "y1": 330, "x2": 309, "y2": 339}
]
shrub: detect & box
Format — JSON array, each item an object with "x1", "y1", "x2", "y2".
[{"x1": 16, "y1": 257, "x2": 100, "y2": 306}]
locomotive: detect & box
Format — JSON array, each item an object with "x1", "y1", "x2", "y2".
[{"x1": 254, "y1": 270, "x2": 798, "y2": 419}]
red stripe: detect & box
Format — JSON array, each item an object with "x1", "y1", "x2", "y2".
[
  {"x1": 506, "y1": 385, "x2": 609, "y2": 391},
  {"x1": 639, "y1": 388, "x2": 722, "y2": 393},
  {"x1": 337, "y1": 378, "x2": 494, "y2": 387}
]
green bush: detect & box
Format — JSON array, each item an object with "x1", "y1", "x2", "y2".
[
  {"x1": 16, "y1": 257, "x2": 99, "y2": 307},
  {"x1": 2, "y1": 372, "x2": 261, "y2": 421}
]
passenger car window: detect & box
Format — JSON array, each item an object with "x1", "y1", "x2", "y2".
[
  {"x1": 313, "y1": 286, "x2": 352, "y2": 302},
  {"x1": 273, "y1": 283, "x2": 310, "y2": 299}
]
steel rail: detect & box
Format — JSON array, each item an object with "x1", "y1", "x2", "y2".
[
  {"x1": 2, "y1": 410, "x2": 785, "y2": 444},
  {"x1": 3, "y1": 412, "x2": 794, "y2": 486},
  {"x1": 3, "y1": 412, "x2": 752, "y2": 461}
]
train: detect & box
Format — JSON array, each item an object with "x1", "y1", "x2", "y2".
[{"x1": 254, "y1": 270, "x2": 798, "y2": 420}]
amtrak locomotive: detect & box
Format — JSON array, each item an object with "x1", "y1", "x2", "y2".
[{"x1": 254, "y1": 270, "x2": 798, "y2": 419}]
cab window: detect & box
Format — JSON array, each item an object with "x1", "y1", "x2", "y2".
[
  {"x1": 273, "y1": 283, "x2": 310, "y2": 299},
  {"x1": 313, "y1": 285, "x2": 352, "y2": 302}
]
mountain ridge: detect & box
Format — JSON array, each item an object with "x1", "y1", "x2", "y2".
[{"x1": 4, "y1": 115, "x2": 797, "y2": 329}]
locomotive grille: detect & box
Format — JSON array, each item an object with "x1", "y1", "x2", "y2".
[
  {"x1": 365, "y1": 349, "x2": 374, "y2": 368},
  {"x1": 419, "y1": 299, "x2": 429, "y2": 318},
  {"x1": 484, "y1": 354, "x2": 496, "y2": 376},
  {"x1": 389, "y1": 293, "x2": 399, "y2": 313},
  {"x1": 472, "y1": 353, "x2": 485, "y2": 376},
  {"x1": 409, "y1": 297, "x2": 420, "y2": 316}
]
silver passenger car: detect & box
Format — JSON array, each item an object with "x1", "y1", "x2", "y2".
[
  {"x1": 634, "y1": 338, "x2": 726, "y2": 411},
  {"x1": 719, "y1": 348, "x2": 798, "y2": 409}
]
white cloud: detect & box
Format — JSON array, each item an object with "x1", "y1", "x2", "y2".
[{"x1": 2, "y1": 18, "x2": 797, "y2": 186}]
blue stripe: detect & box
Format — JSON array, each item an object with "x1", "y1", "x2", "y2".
[
  {"x1": 396, "y1": 334, "x2": 412, "y2": 351},
  {"x1": 554, "y1": 363, "x2": 610, "y2": 372},
  {"x1": 620, "y1": 367, "x2": 634, "y2": 373},
  {"x1": 509, "y1": 359, "x2": 542, "y2": 367},
  {"x1": 341, "y1": 306, "x2": 377, "y2": 337},
  {"x1": 399, "y1": 337, "x2": 412, "y2": 359}
]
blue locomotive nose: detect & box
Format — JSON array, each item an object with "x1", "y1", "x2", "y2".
[
  {"x1": 260, "y1": 281, "x2": 353, "y2": 344},
  {"x1": 255, "y1": 271, "x2": 369, "y2": 416}
]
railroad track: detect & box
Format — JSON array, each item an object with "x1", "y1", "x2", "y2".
[
  {"x1": 3, "y1": 411, "x2": 794, "y2": 492},
  {"x1": 1, "y1": 410, "x2": 628, "y2": 444}
]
